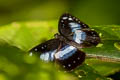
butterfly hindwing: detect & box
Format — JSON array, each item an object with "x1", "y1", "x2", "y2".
[
  {"x1": 53, "y1": 41, "x2": 85, "y2": 71},
  {"x1": 29, "y1": 13, "x2": 101, "y2": 71},
  {"x1": 55, "y1": 48, "x2": 85, "y2": 71}
]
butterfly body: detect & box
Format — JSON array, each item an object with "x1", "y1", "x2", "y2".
[{"x1": 29, "y1": 13, "x2": 100, "y2": 71}]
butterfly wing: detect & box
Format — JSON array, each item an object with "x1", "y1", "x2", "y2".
[
  {"x1": 58, "y1": 13, "x2": 89, "y2": 39},
  {"x1": 29, "y1": 39, "x2": 85, "y2": 71},
  {"x1": 29, "y1": 39, "x2": 61, "y2": 61},
  {"x1": 81, "y1": 30, "x2": 101, "y2": 47},
  {"x1": 54, "y1": 43, "x2": 85, "y2": 71},
  {"x1": 29, "y1": 13, "x2": 100, "y2": 71},
  {"x1": 58, "y1": 13, "x2": 100, "y2": 47}
]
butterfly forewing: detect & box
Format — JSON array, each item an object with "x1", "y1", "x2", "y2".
[
  {"x1": 29, "y1": 13, "x2": 101, "y2": 71},
  {"x1": 29, "y1": 38, "x2": 85, "y2": 71},
  {"x1": 58, "y1": 13, "x2": 89, "y2": 39},
  {"x1": 29, "y1": 39, "x2": 61, "y2": 61},
  {"x1": 58, "y1": 13, "x2": 100, "y2": 47}
]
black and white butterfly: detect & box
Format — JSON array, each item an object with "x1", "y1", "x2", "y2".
[{"x1": 29, "y1": 13, "x2": 100, "y2": 71}]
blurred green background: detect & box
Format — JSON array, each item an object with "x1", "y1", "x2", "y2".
[
  {"x1": 0, "y1": 0, "x2": 120, "y2": 26},
  {"x1": 0, "y1": 0, "x2": 120, "y2": 80}
]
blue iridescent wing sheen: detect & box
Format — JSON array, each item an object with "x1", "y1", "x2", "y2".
[
  {"x1": 54, "y1": 44, "x2": 85, "y2": 71},
  {"x1": 29, "y1": 13, "x2": 100, "y2": 71},
  {"x1": 29, "y1": 39, "x2": 61, "y2": 61},
  {"x1": 58, "y1": 13, "x2": 100, "y2": 47},
  {"x1": 58, "y1": 13, "x2": 89, "y2": 39},
  {"x1": 29, "y1": 39, "x2": 85, "y2": 71}
]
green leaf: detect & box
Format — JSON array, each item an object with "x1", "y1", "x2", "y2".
[
  {"x1": 84, "y1": 25, "x2": 120, "y2": 59},
  {"x1": 86, "y1": 59, "x2": 120, "y2": 76},
  {"x1": 73, "y1": 64, "x2": 109, "y2": 80},
  {"x1": 0, "y1": 42, "x2": 79, "y2": 80},
  {"x1": 0, "y1": 21, "x2": 58, "y2": 51},
  {"x1": 0, "y1": 21, "x2": 120, "y2": 79},
  {"x1": 82, "y1": 25, "x2": 120, "y2": 76}
]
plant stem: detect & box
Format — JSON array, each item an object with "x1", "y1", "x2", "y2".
[{"x1": 86, "y1": 54, "x2": 120, "y2": 63}]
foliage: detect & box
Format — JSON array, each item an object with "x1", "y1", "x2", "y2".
[
  {"x1": 0, "y1": 0, "x2": 120, "y2": 25},
  {"x1": 0, "y1": 21, "x2": 120, "y2": 80}
]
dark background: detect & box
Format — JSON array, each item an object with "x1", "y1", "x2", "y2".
[{"x1": 0, "y1": 0, "x2": 120, "y2": 26}]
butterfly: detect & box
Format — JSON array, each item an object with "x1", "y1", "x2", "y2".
[{"x1": 29, "y1": 13, "x2": 101, "y2": 71}]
